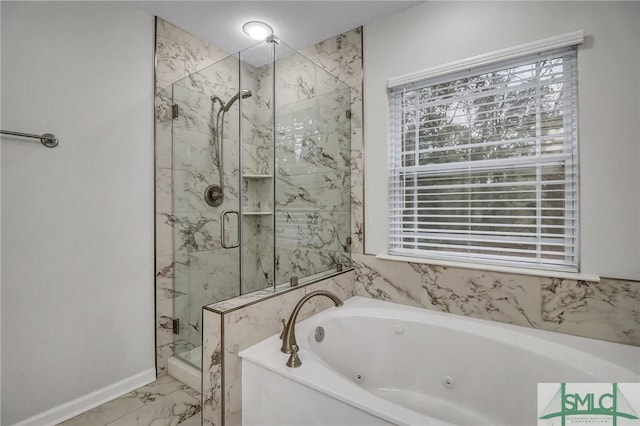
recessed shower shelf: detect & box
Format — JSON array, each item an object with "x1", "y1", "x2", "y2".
[
  {"x1": 243, "y1": 211, "x2": 273, "y2": 216},
  {"x1": 243, "y1": 174, "x2": 272, "y2": 179}
]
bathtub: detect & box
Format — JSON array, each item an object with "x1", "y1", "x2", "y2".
[{"x1": 240, "y1": 296, "x2": 640, "y2": 425}]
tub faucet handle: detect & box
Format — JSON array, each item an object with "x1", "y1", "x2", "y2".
[
  {"x1": 279, "y1": 318, "x2": 286, "y2": 340},
  {"x1": 286, "y1": 344, "x2": 301, "y2": 368}
]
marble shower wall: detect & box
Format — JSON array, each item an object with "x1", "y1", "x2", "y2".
[
  {"x1": 352, "y1": 254, "x2": 640, "y2": 346},
  {"x1": 156, "y1": 18, "x2": 233, "y2": 373},
  {"x1": 298, "y1": 28, "x2": 364, "y2": 255},
  {"x1": 240, "y1": 56, "x2": 274, "y2": 295},
  {"x1": 274, "y1": 48, "x2": 353, "y2": 283}
]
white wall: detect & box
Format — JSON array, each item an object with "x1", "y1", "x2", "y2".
[
  {"x1": 364, "y1": 1, "x2": 640, "y2": 280},
  {"x1": 1, "y1": 2, "x2": 155, "y2": 424}
]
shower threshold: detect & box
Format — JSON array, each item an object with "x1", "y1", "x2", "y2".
[{"x1": 168, "y1": 346, "x2": 201, "y2": 392}]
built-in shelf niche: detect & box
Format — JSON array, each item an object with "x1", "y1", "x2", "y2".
[{"x1": 242, "y1": 172, "x2": 273, "y2": 214}]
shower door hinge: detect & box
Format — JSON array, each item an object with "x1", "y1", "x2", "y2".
[
  {"x1": 172, "y1": 318, "x2": 180, "y2": 335},
  {"x1": 172, "y1": 104, "x2": 180, "y2": 120},
  {"x1": 346, "y1": 109, "x2": 352, "y2": 119},
  {"x1": 347, "y1": 236, "x2": 352, "y2": 246}
]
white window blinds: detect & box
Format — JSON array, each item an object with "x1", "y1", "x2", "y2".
[{"x1": 388, "y1": 47, "x2": 579, "y2": 271}]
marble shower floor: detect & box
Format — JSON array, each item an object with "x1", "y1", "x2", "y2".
[{"x1": 57, "y1": 374, "x2": 201, "y2": 426}]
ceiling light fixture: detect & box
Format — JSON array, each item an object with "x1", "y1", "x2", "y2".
[{"x1": 242, "y1": 21, "x2": 273, "y2": 41}]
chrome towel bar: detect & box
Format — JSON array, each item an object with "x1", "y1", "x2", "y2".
[{"x1": 1, "y1": 130, "x2": 59, "y2": 148}]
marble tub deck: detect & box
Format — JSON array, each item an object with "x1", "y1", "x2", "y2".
[{"x1": 57, "y1": 375, "x2": 200, "y2": 426}]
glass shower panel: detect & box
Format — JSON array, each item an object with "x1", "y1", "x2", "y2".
[
  {"x1": 168, "y1": 39, "x2": 353, "y2": 372},
  {"x1": 171, "y1": 53, "x2": 241, "y2": 368},
  {"x1": 274, "y1": 45, "x2": 352, "y2": 285},
  {"x1": 239, "y1": 41, "x2": 276, "y2": 295}
]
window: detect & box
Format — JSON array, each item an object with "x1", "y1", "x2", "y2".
[{"x1": 388, "y1": 47, "x2": 579, "y2": 271}]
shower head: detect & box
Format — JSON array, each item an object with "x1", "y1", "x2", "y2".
[{"x1": 222, "y1": 89, "x2": 252, "y2": 112}]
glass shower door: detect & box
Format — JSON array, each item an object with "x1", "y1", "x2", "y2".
[{"x1": 171, "y1": 53, "x2": 242, "y2": 368}]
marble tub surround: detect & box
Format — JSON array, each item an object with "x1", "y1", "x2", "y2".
[
  {"x1": 202, "y1": 269, "x2": 354, "y2": 426},
  {"x1": 352, "y1": 254, "x2": 640, "y2": 346},
  {"x1": 541, "y1": 277, "x2": 640, "y2": 345}
]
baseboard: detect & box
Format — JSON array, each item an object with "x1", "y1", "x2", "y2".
[{"x1": 11, "y1": 368, "x2": 156, "y2": 426}]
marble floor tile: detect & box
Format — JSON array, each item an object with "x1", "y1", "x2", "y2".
[
  {"x1": 129, "y1": 374, "x2": 195, "y2": 405},
  {"x1": 57, "y1": 394, "x2": 145, "y2": 426},
  {"x1": 56, "y1": 375, "x2": 201, "y2": 426},
  {"x1": 106, "y1": 390, "x2": 200, "y2": 426}
]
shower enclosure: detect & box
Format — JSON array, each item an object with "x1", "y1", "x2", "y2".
[{"x1": 170, "y1": 38, "x2": 352, "y2": 369}]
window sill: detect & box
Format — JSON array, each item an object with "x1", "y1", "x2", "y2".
[{"x1": 375, "y1": 254, "x2": 600, "y2": 283}]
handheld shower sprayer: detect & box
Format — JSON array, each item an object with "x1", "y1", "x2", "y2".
[{"x1": 205, "y1": 89, "x2": 253, "y2": 207}]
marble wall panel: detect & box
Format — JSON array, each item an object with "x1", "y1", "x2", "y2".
[
  {"x1": 275, "y1": 130, "x2": 351, "y2": 176},
  {"x1": 189, "y1": 250, "x2": 239, "y2": 301},
  {"x1": 275, "y1": 171, "x2": 350, "y2": 212},
  {"x1": 156, "y1": 25, "x2": 216, "y2": 82},
  {"x1": 241, "y1": 215, "x2": 274, "y2": 293},
  {"x1": 541, "y1": 277, "x2": 640, "y2": 345},
  {"x1": 352, "y1": 254, "x2": 640, "y2": 346},
  {"x1": 202, "y1": 309, "x2": 222, "y2": 426},
  {"x1": 275, "y1": 210, "x2": 350, "y2": 250},
  {"x1": 276, "y1": 247, "x2": 351, "y2": 283},
  {"x1": 173, "y1": 86, "x2": 216, "y2": 135},
  {"x1": 275, "y1": 92, "x2": 350, "y2": 139},
  {"x1": 201, "y1": 269, "x2": 354, "y2": 426},
  {"x1": 298, "y1": 28, "x2": 363, "y2": 92},
  {"x1": 298, "y1": 27, "x2": 364, "y2": 257},
  {"x1": 275, "y1": 59, "x2": 317, "y2": 105}
]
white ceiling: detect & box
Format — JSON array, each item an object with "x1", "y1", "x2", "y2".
[{"x1": 132, "y1": 1, "x2": 423, "y2": 54}]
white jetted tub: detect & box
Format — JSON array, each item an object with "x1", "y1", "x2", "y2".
[{"x1": 240, "y1": 296, "x2": 640, "y2": 425}]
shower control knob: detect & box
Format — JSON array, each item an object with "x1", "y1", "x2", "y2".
[{"x1": 204, "y1": 184, "x2": 224, "y2": 207}]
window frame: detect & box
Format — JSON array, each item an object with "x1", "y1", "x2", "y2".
[{"x1": 387, "y1": 46, "x2": 580, "y2": 272}]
